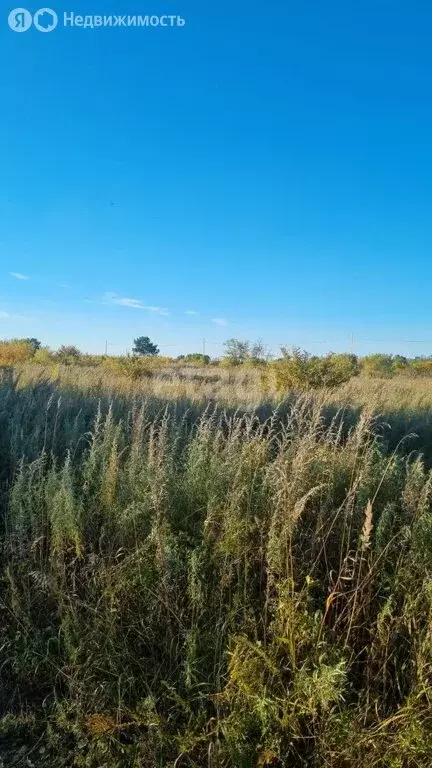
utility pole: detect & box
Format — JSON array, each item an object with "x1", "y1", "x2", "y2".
[
  {"x1": 105, "y1": 340, "x2": 108, "y2": 356},
  {"x1": 350, "y1": 333, "x2": 354, "y2": 355},
  {"x1": 202, "y1": 337, "x2": 206, "y2": 357}
]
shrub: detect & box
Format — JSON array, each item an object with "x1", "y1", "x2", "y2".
[
  {"x1": 408, "y1": 358, "x2": 432, "y2": 377},
  {"x1": 270, "y1": 347, "x2": 359, "y2": 392},
  {"x1": 177, "y1": 353, "x2": 211, "y2": 366},
  {"x1": 362, "y1": 353, "x2": 395, "y2": 378},
  {"x1": 33, "y1": 347, "x2": 54, "y2": 364},
  {"x1": 55, "y1": 345, "x2": 82, "y2": 364},
  {"x1": 102, "y1": 355, "x2": 154, "y2": 379},
  {"x1": 392, "y1": 354, "x2": 409, "y2": 372},
  {"x1": 102, "y1": 355, "x2": 173, "y2": 379},
  {"x1": 0, "y1": 339, "x2": 35, "y2": 365}
]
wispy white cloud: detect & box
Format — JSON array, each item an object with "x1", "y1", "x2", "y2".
[
  {"x1": 9, "y1": 272, "x2": 30, "y2": 281},
  {"x1": 58, "y1": 282, "x2": 71, "y2": 289},
  {"x1": 103, "y1": 293, "x2": 170, "y2": 315},
  {"x1": 185, "y1": 310, "x2": 199, "y2": 316},
  {"x1": 109, "y1": 295, "x2": 144, "y2": 309},
  {"x1": 144, "y1": 305, "x2": 170, "y2": 316},
  {"x1": 212, "y1": 317, "x2": 229, "y2": 327},
  {"x1": 0, "y1": 310, "x2": 28, "y2": 320}
]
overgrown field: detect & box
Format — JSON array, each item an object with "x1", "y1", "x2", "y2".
[{"x1": 1, "y1": 366, "x2": 432, "y2": 766}]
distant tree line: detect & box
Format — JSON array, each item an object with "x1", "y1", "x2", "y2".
[{"x1": 1, "y1": 337, "x2": 432, "y2": 389}]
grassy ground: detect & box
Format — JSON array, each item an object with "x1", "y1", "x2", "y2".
[
  {"x1": 1, "y1": 365, "x2": 432, "y2": 766},
  {"x1": 12, "y1": 363, "x2": 271, "y2": 407}
]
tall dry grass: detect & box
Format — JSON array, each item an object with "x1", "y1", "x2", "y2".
[{"x1": 0, "y1": 367, "x2": 432, "y2": 765}]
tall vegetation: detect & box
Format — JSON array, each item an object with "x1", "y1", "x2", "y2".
[
  {"x1": 2, "y1": 336, "x2": 432, "y2": 385},
  {"x1": 268, "y1": 347, "x2": 360, "y2": 391},
  {"x1": 133, "y1": 336, "x2": 160, "y2": 356},
  {"x1": 0, "y1": 338, "x2": 37, "y2": 364},
  {"x1": 0, "y1": 370, "x2": 432, "y2": 766},
  {"x1": 223, "y1": 338, "x2": 268, "y2": 366},
  {"x1": 55, "y1": 344, "x2": 82, "y2": 363}
]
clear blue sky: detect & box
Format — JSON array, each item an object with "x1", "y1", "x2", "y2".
[{"x1": 1, "y1": 0, "x2": 432, "y2": 356}]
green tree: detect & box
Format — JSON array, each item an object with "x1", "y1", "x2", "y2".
[
  {"x1": 223, "y1": 338, "x2": 250, "y2": 365},
  {"x1": 23, "y1": 337, "x2": 41, "y2": 353},
  {"x1": 223, "y1": 338, "x2": 269, "y2": 366},
  {"x1": 59, "y1": 345, "x2": 81, "y2": 357},
  {"x1": 392, "y1": 355, "x2": 409, "y2": 372},
  {"x1": 56, "y1": 345, "x2": 82, "y2": 361},
  {"x1": 132, "y1": 336, "x2": 159, "y2": 357},
  {"x1": 249, "y1": 339, "x2": 268, "y2": 365}
]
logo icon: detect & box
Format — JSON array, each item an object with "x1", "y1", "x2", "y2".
[
  {"x1": 8, "y1": 8, "x2": 32, "y2": 31},
  {"x1": 34, "y1": 7, "x2": 58, "y2": 31}
]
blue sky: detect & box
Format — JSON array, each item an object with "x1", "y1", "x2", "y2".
[{"x1": 1, "y1": 0, "x2": 432, "y2": 356}]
